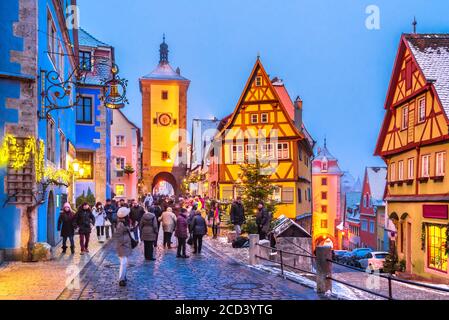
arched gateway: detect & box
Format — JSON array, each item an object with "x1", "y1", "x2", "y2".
[{"x1": 140, "y1": 36, "x2": 190, "y2": 196}]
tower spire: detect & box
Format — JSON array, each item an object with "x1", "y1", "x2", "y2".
[
  {"x1": 412, "y1": 16, "x2": 417, "y2": 34},
  {"x1": 159, "y1": 34, "x2": 169, "y2": 64}
]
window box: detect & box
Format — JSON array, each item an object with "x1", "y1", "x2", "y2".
[
  {"x1": 431, "y1": 176, "x2": 444, "y2": 182},
  {"x1": 389, "y1": 181, "x2": 396, "y2": 187},
  {"x1": 405, "y1": 179, "x2": 414, "y2": 185},
  {"x1": 418, "y1": 177, "x2": 429, "y2": 183},
  {"x1": 397, "y1": 181, "x2": 404, "y2": 186}
]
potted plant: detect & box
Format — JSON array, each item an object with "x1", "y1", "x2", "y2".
[{"x1": 124, "y1": 164, "x2": 135, "y2": 176}]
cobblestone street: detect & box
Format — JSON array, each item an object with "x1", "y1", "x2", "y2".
[{"x1": 58, "y1": 236, "x2": 323, "y2": 300}]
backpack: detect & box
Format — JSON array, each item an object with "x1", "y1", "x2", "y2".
[{"x1": 232, "y1": 236, "x2": 249, "y2": 248}]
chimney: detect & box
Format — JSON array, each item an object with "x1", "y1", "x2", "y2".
[
  {"x1": 176, "y1": 67, "x2": 181, "y2": 75},
  {"x1": 294, "y1": 96, "x2": 303, "y2": 129}
]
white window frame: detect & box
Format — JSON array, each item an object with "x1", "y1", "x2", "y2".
[
  {"x1": 436, "y1": 152, "x2": 446, "y2": 177},
  {"x1": 232, "y1": 145, "x2": 244, "y2": 163},
  {"x1": 115, "y1": 135, "x2": 126, "y2": 147},
  {"x1": 115, "y1": 157, "x2": 126, "y2": 171},
  {"x1": 402, "y1": 105, "x2": 409, "y2": 130},
  {"x1": 272, "y1": 186, "x2": 282, "y2": 202},
  {"x1": 361, "y1": 219, "x2": 368, "y2": 232},
  {"x1": 390, "y1": 162, "x2": 396, "y2": 181},
  {"x1": 255, "y1": 76, "x2": 262, "y2": 87},
  {"x1": 398, "y1": 160, "x2": 404, "y2": 181},
  {"x1": 418, "y1": 98, "x2": 426, "y2": 123},
  {"x1": 250, "y1": 114, "x2": 258, "y2": 124},
  {"x1": 261, "y1": 143, "x2": 275, "y2": 160},
  {"x1": 421, "y1": 154, "x2": 430, "y2": 178},
  {"x1": 407, "y1": 158, "x2": 415, "y2": 180},
  {"x1": 277, "y1": 142, "x2": 289, "y2": 160},
  {"x1": 246, "y1": 144, "x2": 257, "y2": 161},
  {"x1": 261, "y1": 113, "x2": 269, "y2": 123}
]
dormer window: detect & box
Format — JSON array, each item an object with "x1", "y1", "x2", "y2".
[
  {"x1": 321, "y1": 159, "x2": 328, "y2": 172},
  {"x1": 255, "y1": 76, "x2": 262, "y2": 87}
]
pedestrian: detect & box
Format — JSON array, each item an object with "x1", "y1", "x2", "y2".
[
  {"x1": 139, "y1": 210, "x2": 158, "y2": 261},
  {"x1": 190, "y1": 210, "x2": 207, "y2": 254},
  {"x1": 130, "y1": 200, "x2": 145, "y2": 242},
  {"x1": 104, "y1": 199, "x2": 117, "y2": 238},
  {"x1": 208, "y1": 201, "x2": 221, "y2": 239},
  {"x1": 151, "y1": 202, "x2": 163, "y2": 233},
  {"x1": 93, "y1": 202, "x2": 107, "y2": 243},
  {"x1": 256, "y1": 202, "x2": 272, "y2": 241},
  {"x1": 57, "y1": 202, "x2": 76, "y2": 254},
  {"x1": 144, "y1": 193, "x2": 153, "y2": 211},
  {"x1": 230, "y1": 196, "x2": 246, "y2": 237},
  {"x1": 175, "y1": 208, "x2": 189, "y2": 259},
  {"x1": 158, "y1": 207, "x2": 177, "y2": 249},
  {"x1": 76, "y1": 202, "x2": 95, "y2": 255},
  {"x1": 114, "y1": 207, "x2": 132, "y2": 287}
]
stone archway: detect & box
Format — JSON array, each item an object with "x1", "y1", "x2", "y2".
[
  {"x1": 47, "y1": 191, "x2": 55, "y2": 246},
  {"x1": 152, "y1": 172, "x2": 178, "y2": 196},
  {"x1": 314, "y1": 233, "x2": 336, "y2": 249}
]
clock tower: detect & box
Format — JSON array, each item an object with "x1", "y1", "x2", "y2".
[{"x1": 140, "y1": 36, "x2": 190, "y2": 195}]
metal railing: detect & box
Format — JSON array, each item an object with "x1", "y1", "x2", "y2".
[{"x1": 252, "y1": 241, "x2": 449, "y2": 300}]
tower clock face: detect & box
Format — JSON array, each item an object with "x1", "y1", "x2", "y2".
[{"x1": 158, "y1": 113, "x2": 172, "y2": 126}]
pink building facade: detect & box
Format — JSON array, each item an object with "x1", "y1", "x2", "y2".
[{"x1": 111, "y1": 110, "x2": 141, "y2": 200}]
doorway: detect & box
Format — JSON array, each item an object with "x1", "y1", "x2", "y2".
[{"x1": 47, "y1": 191, "x2": 55, "y2": 246}]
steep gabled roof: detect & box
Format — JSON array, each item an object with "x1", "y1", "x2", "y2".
[
  {"x1": 78, "y1": 28, "x2": 110, "y2": 48},
  {"x1": 365, "y1": 167, "x2": 387, "y2": 204}
]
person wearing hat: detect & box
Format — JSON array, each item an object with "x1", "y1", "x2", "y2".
[
  {"x1": 76, "y1": 203, "x2": 96, "y2": 255},
  {"x1": 158, "y1": 207, "x2": 177, "y2": 249},
  {"x1": 115, "y1": 207, "x2": 132, "y2": 286},
  {"x1": 57, "y1": 202, "x2": 76, "y2": 254}
]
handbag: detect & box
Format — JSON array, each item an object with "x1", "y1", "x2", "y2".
[
  {"x1": 187, "y1": 234, "x2": 193, "y2": 246},
  {"x1": 105, "y1": 219, "x2": 112, "y2": 227},
  {"x1": 127, "y1": 229, "x2": 138, "y2": 249}
]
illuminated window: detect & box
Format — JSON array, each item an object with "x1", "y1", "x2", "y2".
[
  {"x1": 418, "y1": 98, "x2": 426, "y2": 123},
  {"x1": 321, "y1": 220, "x2": 328, "y2": 229},
  {"x1": 161, "y1": 151, "x2": 169, "y2": 162},
  {"x1": 321, "y1": 205, "x2": 327, "y2": 213},
  {"x1": 115, "y1": 184, "x2": 125, "y2": 197},
  {"x1": 421, "y1": 154, "x2": 430, "y2": 178},
  {"x1": 436, "y1": 152, "x2": 446, "y2": 177},
  {"x1": 408, "y1": 158, "x2": 415, "y2": 179},
  {"x1": 76, "y1": 152, "x2": 94, "y2": 179},
  {"x1": 402, "y1": 106, "x2": 409, "y2": 130},
  {"x1": 427, "y1": 224, "x2": 448, "y2": 272}
]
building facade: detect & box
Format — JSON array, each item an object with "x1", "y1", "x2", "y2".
[
  {"x1": 375, "y1": 33, "x2": 449, "y2": 282},
  {"x1": 110, "y1": 109, "x2": 141, "y2": 200},
  {"x1": 344, "y1": 191, "x2": 362, "y2": 250},
  {"x1": 75, "y1": 28, "x2": 113, "y2": 203},
  {"x1": 140, "y1": 37, "x2": 190, "y2": 196},
  {"x1": 312, "y1": 142, "x2": 343, "y2": 249},
  {"x1": 359, "y1": 167, "x2": 387, "y2": 250},
  {"x1": 212, "y1": 59, "x2": 314, "y2": 220},
  {"x1": 0, "y1": 0, "x2": 78, "y2": 259}
]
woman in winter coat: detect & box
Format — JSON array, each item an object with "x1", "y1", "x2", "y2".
[
  {"x1": 140, "y1": 211, "x2": 158, "y2": 261},
  {"x1": 190, "y1": 210, "x2": 207, "y2": 254},
  {"x1": 57, "y1": 202, "x2": 76, "y2": 254},
  {"x1": 114, "y1": 207, "x2": 132, "y2": 287},
  {"x1": 175, "y1": 208, "x2": 189, "y2": 259},
  {"x1": 76, "y1": 203, "x2": 96, "y2": 255},
  {"x1": 158, "y1": 207, "x2": 177, "y2": 249},
  {"x1": 208, "y1": 201, "x2": 221, "y2": 239},
  {"x1": 92, "y1": 202, "x2": 107, "y2": 242}
]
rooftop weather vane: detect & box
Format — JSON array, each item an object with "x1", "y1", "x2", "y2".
[{"x1": 413, "y1": 16, "x2": 417, "y2": 33}]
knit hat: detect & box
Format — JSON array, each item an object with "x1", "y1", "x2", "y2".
[
  {"x1": 63, "y1": 202, "x2": 72, "y2": 210},
  {"x1": 117, "y1": 207, "x2": 130, "y2": 219}
]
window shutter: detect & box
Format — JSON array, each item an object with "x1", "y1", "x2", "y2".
[{"x1": 282, "y1": 187, "x2": 294, "y2": 203}]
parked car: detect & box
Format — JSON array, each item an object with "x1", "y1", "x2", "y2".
[
  {"x1": 332, "y1": 250, "x2": 351, "y2": 262},
  {"x1": 359, "y1": 251, "x2": 389, "y2": 272},
  {"x1": 347, "y1": 248, "x2": 373, "y2": 268}
]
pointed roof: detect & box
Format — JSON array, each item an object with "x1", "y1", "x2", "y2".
[
  {"x1": 365, "y1": 167, "x2": 387, "y2": 205},
  {"x1": 312, "y1": 140, "x2": 342, "y2": 174},
  {"x1": 78, "y1": 28, "x2": 110, "y2": 48},
  {"x1": 141, "y1": 36, "x2": 189, "y2": 81},
  {"x1": 219, "y1": 58, "x2": 303, "y2": 138}
]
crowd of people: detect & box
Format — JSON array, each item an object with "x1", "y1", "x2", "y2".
[{"x1": 57, "y1": 193, "x2": 273, "y2": 287}]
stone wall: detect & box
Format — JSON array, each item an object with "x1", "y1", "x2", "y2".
[
  {"x1": 276, "y1": 237, "x2": 313, "y2": 273},
  {"x1": 94, "y1": 97, "x2": 107, "y2": 202}
]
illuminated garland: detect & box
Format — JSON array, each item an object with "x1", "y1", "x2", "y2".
[{"x1": 0, "y1": 134, "x2": 72, "y2": 185}]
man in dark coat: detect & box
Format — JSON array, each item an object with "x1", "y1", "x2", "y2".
[
  {"x1": 76, "y1": 203, "x2": 96, "y2": 254},
  {"x1": 150, "y1": 203, "x2": 163, "y2": 233},
  {"x1": 230, "y1": 197, "x2": 246, "y2": 237},
  {"x1": 190, "y1": 210, "x2": 207, "y2": 254},
  {"x1": 130, "y1": 200, "x2": 145, "y2": 241},
  {"x1": 256, "y1": 202, "x2": 271, "y2": 241},
  {"x1": 58, "y1": 203, "x2": 76, "y2": 254},
  {"x1": 175, "y1": 208, "x2": 189, "y2": 259},
  {"x1": 104, "y1": 199, "x2": 117, "y2": 236}
]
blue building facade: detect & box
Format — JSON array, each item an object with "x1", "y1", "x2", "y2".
[
  {"x1": 75, "y1": 29, "x2": 113, "y2": 203},
  {"x1": 0, "y1": 0, "x2": 78, "y2": 260}
]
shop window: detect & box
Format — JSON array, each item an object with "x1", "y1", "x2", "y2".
[{"x1": 427, "y1": 224, "x2": 448, "y2": 272}]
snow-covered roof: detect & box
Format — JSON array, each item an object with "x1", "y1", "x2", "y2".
[
  {"x1": 345, "y1": 192, "x2": 361, "y2": 222},
  {"x1": 366, "y1": 167, "x2": 387, "y2": 203},
  {"x1": 79, "y1": 28, "x2": 110, "y2": 48},
  {"x1": 405, "y1": 34, "x2": 449, "y2": 117},
  {"x1": 142, "y1": 62, "x2": 189, "y2": 81}
]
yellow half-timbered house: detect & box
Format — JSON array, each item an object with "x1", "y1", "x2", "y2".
[
  {"x1": 213, "y1": 58, "x2": 314, "y2": 223},
  {"x1": 375, "y1": 34, "x2": 449, "y2": 282}
]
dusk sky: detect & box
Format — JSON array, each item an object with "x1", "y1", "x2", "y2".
[{"x1": 78, "y1": 0, "x2": 449, "y2": 179}]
